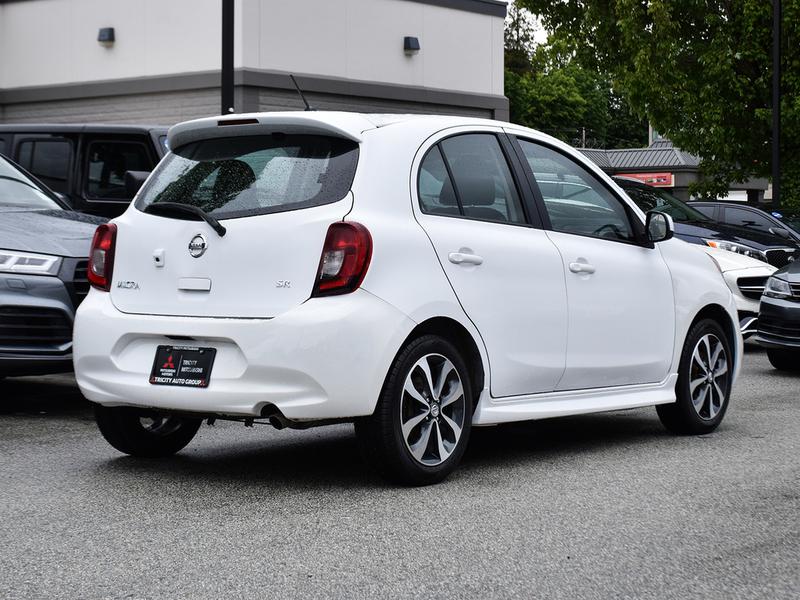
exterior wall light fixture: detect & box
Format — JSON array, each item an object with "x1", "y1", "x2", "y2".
[
  {"x1": 98, "y1": 27, "x2": 115, "y2": 48},
  {"x1": 404, "y1": 36, "x2": 421, "y2": 56}
]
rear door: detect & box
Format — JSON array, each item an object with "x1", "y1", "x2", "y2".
[
  {"x1": 513, "y1": 136, "x2": 675, "y2": 390},
  {"x1": 110, "y1": 133, "x2": 359, "y2": 318},
  {"x1": 413, "y1": 129, "x2": 568, "y2": 397}
]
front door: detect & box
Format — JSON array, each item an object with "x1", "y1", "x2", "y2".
[{"x1": 514, "y1": 137, "x2": 675, "y2": 390}]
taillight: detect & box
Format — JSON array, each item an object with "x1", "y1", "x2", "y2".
[
  {"x1": 87, "y1": 223, "x2": 117, "y2": 291},
  {"x1": 312, "y1": 222, "x2": 372, "y2": 297}
]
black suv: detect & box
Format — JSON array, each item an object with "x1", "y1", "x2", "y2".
[
  {"x1": 0, "y1": 124, "x2": 167, "y2": 217},
  {"x1": 689, "y1": 201, "x2": 800, "y2": 244},
  {"x1": 614, "y1": 178, "x2": 800, "y2": 268},
  {"x1": 757, "y1": 260, "x2": 800, "y2": 371}
]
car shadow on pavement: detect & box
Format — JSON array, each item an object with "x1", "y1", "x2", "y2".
[
  {"x1": 0, "y1": 374, "x2": 90, "y2": 417},
  {"x1": 92, "y1": 409, "x2": 670, "y2": 491},
  {"x1": 463, "y1": 409, "x2": 670, "y2": 469}
]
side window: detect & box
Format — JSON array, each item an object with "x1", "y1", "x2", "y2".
[
  {"x1": 692, "y1": 204, "x2": 716, "y2": 219},
  {"x1": 417, "y1": 134, "x2": 526, "y2": 225},
  {"x1": 418, "y1": 146, "x2": 461, "y2": 217},
  {"x1": 0, "y1": 137, "x2": 7, "y2": 157},
  {"x1": 517, "y1": 139, "x2": 634, "y2": 242},
  {"x1": 724, "y1": 207, "x2": 772, "y2": 232},
  {"x1": 86, "y1": 141, "x2": 153, "y2": 199},
  {"x1": 15, "y1": 139, "x2": 72, "y2": 193}
]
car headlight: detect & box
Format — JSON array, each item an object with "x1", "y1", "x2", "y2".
[
  {"x1": 764, "y1": 276, "x2": 792, "y2": 299},
  {"x1": 0, "y1": 250, "x2": 62, "y2": 276},
  {"x1": 704, "y1": 239, "x2": 766, "y2": 262}
]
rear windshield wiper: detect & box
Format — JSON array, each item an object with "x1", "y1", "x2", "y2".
[{"x1": 143, "y1": 202, "x2": 227, "y2": 237}]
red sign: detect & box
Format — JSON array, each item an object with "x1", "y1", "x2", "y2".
[{"x1": 623, "y1": 172, "x2": 674, "y2": 187}]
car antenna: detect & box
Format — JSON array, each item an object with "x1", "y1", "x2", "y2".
[{"x1": 289, "y1": 74, "x2": 314, "y2": 111}]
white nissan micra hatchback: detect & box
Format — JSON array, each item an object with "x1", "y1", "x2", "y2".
[{"x1": 74, "y1": 112, "x2": 741, "y2": 485}]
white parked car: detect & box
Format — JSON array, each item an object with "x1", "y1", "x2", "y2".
[
  {"x1": 74, "y1": 112, "x2": 742, "y2": 485},
  {"x1": 703, "y1": 247, "x2": 776, "y2": 338}
]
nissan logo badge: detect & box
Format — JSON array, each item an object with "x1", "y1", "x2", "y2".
[{"x1": 188, "y1": 234, "x2": 207, "y2": 258}]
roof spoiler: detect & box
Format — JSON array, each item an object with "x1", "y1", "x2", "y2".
[{"x1": 167, "y1": 112, "x2": 367, "y2": 150}]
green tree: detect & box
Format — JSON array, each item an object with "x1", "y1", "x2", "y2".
[
  {"x1": 504, "y1": 4, "x2": 647, "y2": 148},
  {"x1": 518, "y1": 0, "x2": 800, "y2": 207}
]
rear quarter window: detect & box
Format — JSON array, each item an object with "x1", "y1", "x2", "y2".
[{"x1": 136, "y1": 134, "x2": 359, "y2": 220}]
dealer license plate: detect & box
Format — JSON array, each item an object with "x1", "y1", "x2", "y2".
[{"x1": 149, "y1": 345, "x2": 216, "y2": 388}]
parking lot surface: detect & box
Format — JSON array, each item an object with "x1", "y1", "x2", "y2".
[{"x1": 1, "y1": 346, "x2": 798, "y2": 599}]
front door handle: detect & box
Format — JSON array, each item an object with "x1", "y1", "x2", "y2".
[
  {"x1": 569, "y1": 261, "x2": 596, "y2": 274},
  {"x1": 448, "y1": 250, "x2": 484, "y2": 266}
]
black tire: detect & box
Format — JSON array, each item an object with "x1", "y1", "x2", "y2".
[
  {"x1": 355, "y1": 335, "x2": 473, "y2": 486},
  {"x1": 94, "y1": 405, "x2": 202, "y2": 458},
  {"x1": 657, "y1": 318, "x2": 733, "y2": 435},
  {"x1": 766, "y1": 348, "x2": 800, "y2": 372}
]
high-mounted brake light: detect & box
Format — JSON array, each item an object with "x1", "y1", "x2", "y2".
[
  {"x1": 87, "y1": 223, "x2": 117, "y2": 291},
  {"x1": 312, "y1": 222, "x2": 372, "y2": 297}
]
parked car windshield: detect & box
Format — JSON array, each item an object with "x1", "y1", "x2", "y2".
[
  {"x1": 617, "y1": 181, "x2": 711, "y2": 224},
  {"x1": 0, "y1": 156, "x2": 63, "y2": 210},
  {"x1": 136, "y1": 134, "x2": 359, "y2": 220}
]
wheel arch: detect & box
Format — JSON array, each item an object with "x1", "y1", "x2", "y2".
[
  {"x1": 399, "y1": 317, "x2": 486, "y2": 411},
  {"x1": 690, "y1": 303, "x2": 738, "y2": 364}
]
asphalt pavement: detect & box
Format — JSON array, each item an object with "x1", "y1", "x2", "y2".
[{"x1": 1, "y1": 346, "x2": 798, "y2": 599}]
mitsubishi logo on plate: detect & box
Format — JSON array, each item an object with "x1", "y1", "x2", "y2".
[{"x1": 188, "y1": 234, "x2": 207, "y2": 258}]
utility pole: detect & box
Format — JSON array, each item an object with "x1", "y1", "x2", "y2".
[
  {"x1": 581, "y1": 127, "x2": 586, "y2": 149},
  {"x1": 772, "y1": 0, "x2": 781, "y2": 207},
  {"x1": 221, "y1": 0, "x2": 235, "y2": 115}
]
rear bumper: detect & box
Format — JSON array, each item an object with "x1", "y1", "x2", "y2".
[{"x1": 73, "y1": 289, "x2": 415, "y2": 419}]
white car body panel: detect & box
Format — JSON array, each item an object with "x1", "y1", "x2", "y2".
[
  {"x1": 110, "y1": 196, "x2": 352, "y2": 318},
  {"x1": 73, "y1": 111, "x2": 742, "y2": 426},
  {"x1": 545, "y1": 230, "x2": 675, "y2": 390}
]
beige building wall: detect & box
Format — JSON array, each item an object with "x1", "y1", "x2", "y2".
[
  {"x1": 0, "y1": 0, "x2": 222, "y2": 88},
  {"x1": 0, "y1": 0, "x2": 508, "y2": 123}
]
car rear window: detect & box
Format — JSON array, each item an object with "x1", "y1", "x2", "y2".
[{"x1": 135, "y1": 134, "x2": 359, "y2": 220}]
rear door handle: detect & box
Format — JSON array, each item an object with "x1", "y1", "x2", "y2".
[
  {"x1": 448, "y1": 251, "x2": 484, "y2": 266},
  {"x1": 569, "y1": 261, "x2": 596, "y2": 274}
]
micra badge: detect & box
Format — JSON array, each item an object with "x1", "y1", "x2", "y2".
[{"x1": 117, "y1": 281, "x2": 140, "y2": 290}]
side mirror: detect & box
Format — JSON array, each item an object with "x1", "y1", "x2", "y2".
[
  {"x1": 124, "y1": 170, "x2": 151, "y2": 198},
  {"x1": 646, "y1": 211, "x2": 674, "y2": 243},
  {"x1": 769, "y1": 226, "x2": 791, "y2": 240}
]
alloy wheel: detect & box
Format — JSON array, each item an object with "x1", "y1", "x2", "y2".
[
  {"x1": 138, "y1": 414, "x2": 183, "y2": 436},
  {"x1": 400, "y1": 353, "x2": 466, "y2": 466},
  {"x1": 688, "y1": 333, "x2": 729, "y2": 421}
]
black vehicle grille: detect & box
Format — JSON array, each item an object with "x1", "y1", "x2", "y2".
[
  {"x1": 758, "y1": 316, "x2": 800, "y2": 342},
  {"x1": 62, "y1": 259, "x2": 90, "y2": 310},
  {"x1": 737, "y1": 276, "x2": 769, "y2": 300},
  {"x1": 72, "y1": 260, "x2": 90, "y2": 306},
  {"x1": 791, "y1": 283, "x2": 800, "y2": 299},
  {"x1": 763, "y1": 248, "x2": 797, "y2": 268},
  {"x1": 0, "y1": 306, "x2": 72, "y2": 351}
]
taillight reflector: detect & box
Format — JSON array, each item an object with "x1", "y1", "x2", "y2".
[
  {"x1": 312, "y1": 222, "x2": 372, "y2": 297},
  {"x1": 87, "y1": 223, "x2": 117, "y2": 291}
]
